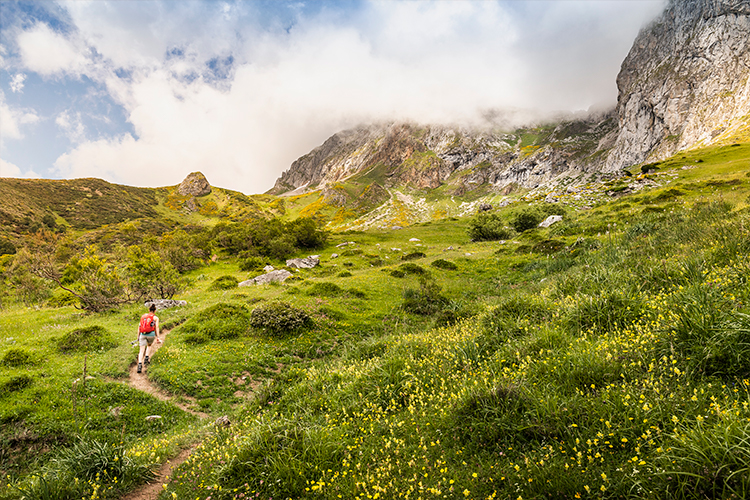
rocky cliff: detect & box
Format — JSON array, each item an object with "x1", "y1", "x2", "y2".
[
  {"x1": 605, "y1": 0, "x2": 750, "y2": 171},
  {"x1": 268, "y1": 115, "x2": 617, "y2": 197}
]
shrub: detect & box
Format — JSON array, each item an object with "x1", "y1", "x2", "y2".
[
  {"x1": 337, "y1": 271, "x2": 353, "y2": 278},
  {"x1": 57, "y1": 326, "x2": 117, "y2": 354},
  {"x1": 399, "y1": 263, "x2": 428, "y2": 276},
  {"x1": 1, "y1": 374, "x2": 33, "y2": 394},
  {"x1": 250, "y1": 301, "x2": 312, "y2": 337},
  {"x1": 402, "y1": 278, "x2": 449, "y2": 315},
  {"x1": 401, "y1": 252, "x2": 426, "y2": 261},
  {"x1": 239, "y1": 256, "x2": 266, "y2": 272},
  {"x1": 307, "y1": 282, "x2": 343, "y2": 297},
  {"x1": 511, "y1": 208, "x2": 544, "y2": 233},
  {"x1": 178, "y1": 303, "x2": 250, "y2": 342},
  {"x1": 2, "y1": 348, "x2": 32, "y2": 367},
  {"x1": 468, "y1": 213, "x2": 514, "y2": 241},
  {"x1": 390, "y1": 269, "x2": 405, "y2": 278},
  {"x1": 209, "y1": 275, "x2": 239, "y2": 290},
  {"x1": 431, "y1": 259, "x2": 457, "y2": 270}
]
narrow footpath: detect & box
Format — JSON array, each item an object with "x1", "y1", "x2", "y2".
[{"x1": 121, "y1": 329, "x2": 207, "y2": 500}]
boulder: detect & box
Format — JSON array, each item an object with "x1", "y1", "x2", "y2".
[
  {"x1": 239, "y1": 270, "x2": 293, "y2": 286},
  {"x1": 178, "y1": 172, "x2": 211, "y2": 197},
  {"x1": 286, "y1": 255, "x2": 320, "y2": 269},
  {"x1": 263, "y1": 265, "x2": 275, "y2": 272},
  {"x1": 538, "y1": 215, "x2": 563, "y2": 228},
  {"x1": 145, "y1": 299, "x2": 187, "y2": 310},
  {"x1": 409, "y1": 238, "x2": 421, "y2": 242}
]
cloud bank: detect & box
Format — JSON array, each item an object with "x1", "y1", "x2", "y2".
[{"x1": 1, "y1": 0, "x2": 666, "y2": 193}]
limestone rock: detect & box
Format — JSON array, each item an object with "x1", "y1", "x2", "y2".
[
  {"x1": 145, "y1": 299, "x2": 187, "y2": 310},
  {"x1": 178, "y1": 172, "x2": 212, "y2": 197},
  {"x1": 286, "y1": 255, "x2": 320, "y2": 269},
  {"x1": 606, "y1": 0, "x2": 750, "y2": 171},
  {"x1": 539, "y1": 215, "x2": 563, "y2": 228},
  {"x1": 239, "y1": 270, "x2": 292, "y2": 286}
]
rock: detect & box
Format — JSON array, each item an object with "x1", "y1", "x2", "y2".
[
  {"x1": 391, "y1": 226, "x2": 403, "y2": 230},
  {"x1": 286, "y1": 255, "x2": 320, "y2": 269},
  {"x1": 444, "y1": 246, "x2": 454, "y2": 251},
  {"x1": 178, "y1": 172, "x2": 211, "y2": 197},
  {"x1": 336, "y1": 241, "x2": 355, "y2": 248},
  {"x1": 145, "y1": 415, "x2": 162, "y2": 421},
  {"x1": 263, "y1": 265, "x2": 275, "y2": 272},
  {"x1": 108, "y1": 406, "x2": 123, "y2": 417},
  {"x1": 409, "y1": 238, "x2": 421, "y2": 242},
  {"x1": 145, "y1": 299, "x2": 187, "y2": 310},
  {"x1": 391, "y1": 248, "x2": 402, "y2": 252},
  {"x1": 239, "y1": 270, "x2": 293, "y2": 286},
  {"x1": 539, "y1": 215, "x2": 563, "y2": 228},
  {"x1": 215, "y1": 415, "x2": 231, "y2": 427},
  {"x1": 331, "y1": 253, "x2": 339, "y2": 259},
  {"x1": 478, "y1": 203, "x2": 493, "y2": 211}
]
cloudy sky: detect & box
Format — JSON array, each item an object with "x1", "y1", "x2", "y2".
[{"x1": 0, "y1": 0, "x2": 666, "y2": 194}]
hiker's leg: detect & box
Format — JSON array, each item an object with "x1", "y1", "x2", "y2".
[{"x1": 138, "y1": 344, "x2": 147, "y2": 364}]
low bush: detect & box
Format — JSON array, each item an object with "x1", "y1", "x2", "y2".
[
  {"x1": 398, "y1": 263, "x2": 428, "y2": 276},
  {"x1": 511, "y1": 208, "x2": 545, "y2": 233},
  {"x1": 390, "y1": 269, "x2": 405, "y2": 278},
  {"x1": 468, "y1": 213, "x2": 515, "y2": 241},
  {"x1": 250, "y1": 301, "x2": 312, "y2": 337},
  {"x1": 337, "y1": 271, "x2": 353, "y2": 277},
  {"x1": 57, "y1": 326, "x2": 117, "y2": 354},
  {"x1": 239, "y1": 256, "x2": 266, "y2": 272},
  {"x1": 209, "y1": 275, "x2": 239, "y2": 290},
  {"x1": 431, "y1": 259, "x2": 458, "y2": 270},
  {"x1": 1, "y1": 347, "x2": 33, "y2": 367},
  {"x1": 307, "y1": 282, "x2": 343, "y2": 297},
  {"x1": 401, "y1": 252, "x2": 426, "y2": 261},
  {"x1": 402, "y1": 278, "x2": 449, "y2": 315},
  {"x1": 178, "y1": 303, "x2": 250, "y2": 342},
  {"x1": 1, "y1": 374, "x2": 33, "y2": 394}
]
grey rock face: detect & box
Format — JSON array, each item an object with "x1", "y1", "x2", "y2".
[
  {"x1": 538, "y1": 215, "x2": 563, "y2": 228},
  {"x1": 606, "y1": 0, "x2": 750, "y2": 171},
  {"x1": 286, "y1": 255, "x2": 320, "y2": 269},
  {"x1": 239, "y1": 270, "x2": 293, "y2": 286},
  {"x1": 178, "y1": 172, "x2": 212, "y2": 196}
]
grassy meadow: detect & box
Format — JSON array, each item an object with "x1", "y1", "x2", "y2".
[{"x1": 2, "y1": 140, "x2": 750, "y2": 499}]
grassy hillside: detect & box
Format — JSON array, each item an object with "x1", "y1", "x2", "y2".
[{"x1": 1, "y1": 138, "x2": 750, "y2": 499}]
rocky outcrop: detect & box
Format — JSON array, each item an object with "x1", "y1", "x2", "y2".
[
  {"x1": 239, "y1": 270, "x2": 293, "y2": 286},
  {"x1": 286, "y1": 256, "x2": 320, "y2": 269},
  {"x1": 178, "y1": 172, "x2": 212, "y2": 197},
  {"x1": 144, "y1": 299, "x2": 187, "y2": 310},
  {"x1": 606, "y1": 0, "x2": 750, "y2": 171}
]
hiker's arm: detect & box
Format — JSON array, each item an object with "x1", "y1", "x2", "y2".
[{"x1": 155, "y1": 317, "x2": 162, "y2": 342}]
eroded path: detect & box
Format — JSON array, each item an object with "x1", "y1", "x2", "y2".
[{"x1": 122, "y1": 329, "x2": 207, "y2": 500}]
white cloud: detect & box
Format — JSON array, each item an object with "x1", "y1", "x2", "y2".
[
  {"x1": 16, "y1": 23, "x2": 88, "y2": 77},
  {"x1": 56, "y1": 110, "x2": 86, "y2": 143},
  {"x1": 48, "y1": 0, "x2": 666, "y2": 194},
  {"x1": 0, "y1": 158, "x2": 39, "y2": 178},
  {"x1": 0, "y1": 90, "x2": 40, "y2": 145},
  {"x1": 9, "y1": 73, "x2": 26, "y2": 93}
]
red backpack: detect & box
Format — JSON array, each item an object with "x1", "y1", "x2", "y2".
[{"x1": 139, "y1": 312, "x2": 156, "y2": 333}]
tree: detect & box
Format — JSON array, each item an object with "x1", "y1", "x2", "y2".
[{"x1": 125, "y1": 245, "x2": 185, "y2": 300}]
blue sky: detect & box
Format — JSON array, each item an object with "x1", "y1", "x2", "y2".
[{"x1": 0, "y1": 0, "x2": 666, "y2": 194}]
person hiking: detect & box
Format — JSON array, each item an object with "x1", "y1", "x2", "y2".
[{"x1": 137, "y1": 303, "x2": 161, "y2": 374}]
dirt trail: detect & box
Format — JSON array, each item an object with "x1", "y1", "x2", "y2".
[{"x1": 123, "y1": 329, "x2": 207, "y2": 500}]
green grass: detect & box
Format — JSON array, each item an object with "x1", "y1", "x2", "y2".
[{"x1": 1, "y1": 140, "x2": 750, "y2": 499}]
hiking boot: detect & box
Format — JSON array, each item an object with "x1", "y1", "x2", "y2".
[
  {"x1": 144, "y1": 356, "x2": 150, "y2": 364},
  {"x1": 137, "y1": 363, "x2": 142, "y2": 374}
]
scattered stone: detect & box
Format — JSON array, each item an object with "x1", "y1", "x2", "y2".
[
  {"x1": 391, "y1": 248, "x2": 402, "y2": 252},
  {"x1": 145, "y1": 299, "x2": 187, "y2": 310},
  {"x1": 145, "y1": 415, "x2": 162, "y2": 421},
  {"x1": 538, "y1": 215, "x2": 563, "y2": 228},
  {"x1": 331, "y1": 253, "x2": 339, "y2": 259},
  {"x1": 109, "y1": 406, "x2": 123, "y2": 417},
  {"x1": 286, "y1": 255, "x2": 320, "y2": 269},
  {"x1": 444, "y1": 246, "x2": 454, "y2": 251},
  {"x1": 545, "y1": 193, "x2": 560, "y2": 203},
  {"x1": 336, "y1": 242, "x2": 355, "y2": 248},
  {"x1": 239, "y1": 270, "x2": 293, "y2": 286},
  {"x1": 478, "y1": 203, "x2": 493, "y2": 211},
  {"x1": 465, "y1": 253, "x2": 473, "y2": 256},
  {"x1": 391, "y1": 226, "x2": 403, "y2": 230},
  {"x1": 409, "y1": 238, "x2": 421, "y2": 242},
  {"x1": 215, "y1": 415, "x2": 231, "y2": 427},
  {"x1": 263, "y1": 265, "x2": 275, "y2": 272},
  {"x1": 178, "y1": 172, "x2": 211, "y2": 197}
]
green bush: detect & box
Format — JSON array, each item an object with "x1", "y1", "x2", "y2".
[
  {"x1": 250, "y1": 301, "x2": 312, "y2": 337},
  {"x1": 390, "y1": 269, "x2": 405, "y2": 278},
  {"x1": 511, "y1": 208, "x2": 544, "y2": 233},
  {"x1": 401, "y1": 251, "x2": 426, "y2": 261},
  {"x1": 57, "y1": 326, "x2": 117, "y2": 354},
  {"x1": 337, "y1": 271, "x2": 353, "y2": 278},
  {"x1": 209, "y1": 275, "x2": 239, "y2": 290},
  {"x1": 468, "y1": 213, "x2": 514, "y2": 241},
  {"x1": 307, "y1": 282, "x2": 343, "y2": 297},
  {"x1": 1, "y1": 347, "x2": 32, "y2": 367},
  {"x1": 239, "y1": 256, "x2": 266, "y2": 272},
  {"x1": 402, "y1": 278, "x2": 449, "y2": 315},
  {"x1": 178, "y1": 303, "x2": 250, "y2": 342},
  {"x1": 399, "y1": 263, "x2": 428, "y2": 276},
  {"x1": 431, "y1": 259, "x2": 458, "y2": 270},
  {"x1": 1, "y1": 374, "x2": 33, "y2": 394}
]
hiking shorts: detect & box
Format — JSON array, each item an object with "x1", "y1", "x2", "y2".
[{"x1": 139, "y1": 333, "x2": 156, "y2": 346}]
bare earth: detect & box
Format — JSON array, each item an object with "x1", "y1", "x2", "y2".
[{"x1": 122, "y1": 329, "x2": 206, "y2": 500}]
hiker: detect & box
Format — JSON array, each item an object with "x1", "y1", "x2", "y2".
[{"x1": 137, "y1": 303, "x2": 161, "y2": 373}]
